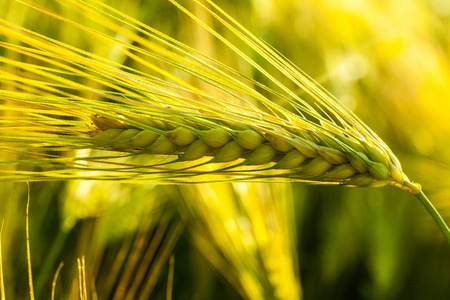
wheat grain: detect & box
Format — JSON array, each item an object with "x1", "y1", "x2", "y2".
[{"x1": 88, "y1": 114, "x2": 402, "y2": 188}]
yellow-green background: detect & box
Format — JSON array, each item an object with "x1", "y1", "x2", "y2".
[{"x1": 1, "y1": 0, "x2": 450, "y2": 299}]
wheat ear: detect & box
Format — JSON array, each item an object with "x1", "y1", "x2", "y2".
[
  {"x1": 88, "y1": 114, "x2": 405, "y2": 189},
  {"x1": 0, "y1": 0, "x2": 449, "y2": 244}
]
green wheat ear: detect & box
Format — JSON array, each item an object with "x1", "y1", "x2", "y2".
[{"x1": 0, "y1": 0, "x2": 449, "y2": 244}]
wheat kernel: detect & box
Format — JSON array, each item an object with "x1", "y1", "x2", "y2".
[
  {"x1": 368, "y1": 180, "x2": 391, "y2": 188},
  {"x1": 114, "y1": 129, "x2": 141, "y2": 149},
  {"x1": 316, "y1": 135, "x2": 342, "y2": 150},
  {"x1": 168, "y1": 127, "x2": 197, "y2": 146},
  {"x1": 301, "y1": 157, "x2": 332, "y2": 176},
  {"x1": 362, "y1": 141, "x2": 389, "y2": 166},
  {"x1": 347, "y1": 151, "x2": 368, "y2": 173},
  {"x1": 212, "y1": 141, "x2": 246, "y2": 163},
  {"x1": 389, "y1": 162, "x2": 404, "y2": 184},
  {"x1": 367, "y1": 161, "x2": 390, "y2": 180},
  {"x1": 300, "y1": 131, "x2": 319, "y2": 143},
  {"x1": 131, "y1": 129, "x2": 159, "y2": 149},
  {"x1": 267, "y1": 134, "x2": 294, "y2": 152},
  {"x1": 336, "y1": 135, "x2": 366, "y2": 153},
  {"x1": 325, "y1": 164, "x2": 357, "y2": 179},
  {"x1": 317, "y1": 147, "x2": 348, "y2": 164},
  {"x1": 94, "y1": 129, "x2": 124, "y2": 140},
  {"x1": 180, "y1": 140, "x2": 210, "y2": 161},
  {"x1": 273, "y1": 150, "x2": 307, "y2": 169},
  {"x1": 347, "y1": 174, "x2": 374, "y2": 186},
  {"x1": 243, "y1": 143, "x2": 277, "y2": 165},
  {"x1": 234, "y1": 130, "x2": 265, "y2": 150},
  {"x1": 289, "y1": 138, "x2": 318, "y2": 157},
  {"x1": 147, "y1": 135, "x2": 175, "y2": 154},
  {"x1": 201, "y1": 128, "x2": 231, "y2": 148}
]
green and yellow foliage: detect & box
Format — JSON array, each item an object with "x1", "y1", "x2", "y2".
[{"x1": 1, "y1": 0, "x2": 450, "y2": 299}]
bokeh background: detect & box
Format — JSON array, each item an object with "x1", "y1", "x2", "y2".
[{"x1": 1, "y1": 0, "x2": 450, "y2": 299}]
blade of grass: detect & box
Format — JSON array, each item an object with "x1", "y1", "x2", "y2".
[
  {"x1": 26, "y1": 182, "x2": 35, "y2": 300},
  {"x1": 0, "y1": 219, "x2": 5, "y2": 300},
  {"x1": 166, "y1": 255, "x2": 174, "y2": 300},
  {"x1": 51, "y1": 262, "x2": 64, "y2": 300}
]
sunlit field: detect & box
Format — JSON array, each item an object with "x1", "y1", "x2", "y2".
[{"x1": 1, "y1": 0, "x2": 450, "y2": 299}]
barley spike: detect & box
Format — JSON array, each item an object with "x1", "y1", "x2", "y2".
[{"x1": 5, "y1": 0, "x2": 450, "y2": 244}]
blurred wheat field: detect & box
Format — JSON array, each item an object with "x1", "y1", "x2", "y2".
[{"x1": 1, "y1": 0, "x2": 450, "y2": 299}]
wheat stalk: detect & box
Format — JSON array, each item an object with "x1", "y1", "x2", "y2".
[{"x1": 0, "y1": 0, "x2": 449, "y2": 244}]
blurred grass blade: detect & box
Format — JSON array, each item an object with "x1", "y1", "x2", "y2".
[
  {"x1": 51, "y1": 263, "x2": 64, "y2": 300},
  {"x1": 0, "y1": 219, "x2": 4, "y2": 300},
  {"x1": 26, "y1": 183, "x2": 35, "y2": 300}
]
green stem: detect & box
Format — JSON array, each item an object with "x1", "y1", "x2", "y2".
[{"x1": 415, "y1": 191, "x2": 450, "y2": 245}]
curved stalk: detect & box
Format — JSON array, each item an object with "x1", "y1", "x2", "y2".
[{"x1": 415, "y1": 191, "x2": 450, "y2": 246}]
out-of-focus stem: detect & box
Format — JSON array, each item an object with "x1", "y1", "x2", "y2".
[{"x1": 415, "y1": 190, "x2": 450, "y2": 246}]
